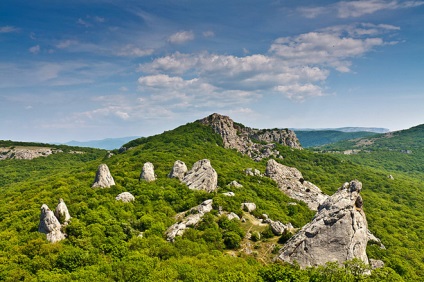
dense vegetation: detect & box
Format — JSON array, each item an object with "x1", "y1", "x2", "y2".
[
  {"x1": 295, "y1": 130, "x2": 377, "y2": 148},
  {"x1": 0, "y1": 121, "x2": 423, "y2": 281}
]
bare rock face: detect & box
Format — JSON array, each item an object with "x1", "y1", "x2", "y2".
[
  {"x1": 0, "y1": 147, "x2": 55, "y2": 160},
  {"x1": 166, "y1": 199, "x2": 213, "y2": 241},
  {"x1": 276, "y1": 180, "x2": 369, "y2": 268},
  {"x1": 265, "y1": 159, "x2": 328, "y2": 210},
  {"x1": 199, "y1": 113, "x2": 301, "y2": 161},
  {"x1": 92, "y1": 164, "x2": 115, "y2": 188},
  {"x1": 182, "y1": 159, "x2": 218, "y2": 192},
  {"x1": 38, "y1": 204, "x2": 65, "y2": 243},
  {"x1": 140, "y1": 162, "x2": 156, "y2": 182},
  {"x1": 270, "y1": 220, "x2": 288, "y2": 235},
  {"x1": 168, "y1": 160, "x2": 188, "y2": 181},
  {"x1": 116, "y1": 192, "x2": 135, "y2": 203},
  {"x1": 54, "y1": 199, "x2": 71, "y2": 224}
]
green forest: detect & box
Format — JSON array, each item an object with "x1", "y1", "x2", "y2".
[{"x1": 1, "y1": 121, "x2": 423, "y2": 281}]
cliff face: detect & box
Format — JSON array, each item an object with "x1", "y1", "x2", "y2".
[{"x1": 199, "y1": 113, "x2": 302, "y2": 161}]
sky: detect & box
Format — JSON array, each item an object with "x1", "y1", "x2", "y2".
[{"x1": 1, "y1": 0, "x2": 424, "y2": 143}]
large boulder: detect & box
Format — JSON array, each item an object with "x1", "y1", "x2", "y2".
[
  {"x1": 182, "y1": 159, "x2": 218, "y2": 192},
  {"x1": 166, "y1": 199, "x2": 213, "y2": 241},
  {"x1": 140, "y1": 162, "x2": 156, "y2": 182},
  {"x1": 265, "y1": 159, "x2": 327, "y2": 210},
  {"x1": 38, "y1": 204, "x2": 65, "y2": 243},
  {"x1": 168, "y1": 160, "x2": 188, "y2": 181},
  {"x1": 241, "y1": 202, "x2": 257, "y2": 212},
  {"x1": 54, "y1": 198, "x2": 71, "y2": 224},
  {"x1": 92, "y1": 164, "x2": 115, "y2": 188},
  {"x1": 116, "y1": 192, "x2": 135, "y2": 203},
  {"x1": 276, "y1": 180, "x2": 369, "y2": 268}
]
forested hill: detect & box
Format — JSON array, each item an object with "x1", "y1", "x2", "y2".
[
  {"x1": 295, "y1": 130, "x2": 377, "y2": 148},
  {"x1": 0, "y1": 119, "x2": 423, "y2": 280}
]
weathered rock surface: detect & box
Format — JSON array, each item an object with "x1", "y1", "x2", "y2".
[
  {"x1": 116, "y1": 192, "x2": 135, "y2": 203},
  {"x1": 241, "y1": 202, "x2": 257, "y2": 212},
  {"x1": 38, "y1": 204, "x2": 66, "y2": 243},
  {"x1": 182, "y1": 159, "x2": 218, "y2": 192},
  {"x1": 276, "y1": 180, "x2": 369, "y2": 268},
  {"x1": 265, "y1": 159, "x2": 328, "y2": 210},
  {"x1": 168, "y1": 160, "x2": 188, "y2": 181},
  {"x1": 92, "y1": 164, "x2": 115, "y2": 188},
  {"x1": 140, "y1": 162, "x2": 156, "y2": 182},
  {"x1": 367, "y1": 230, "x2": 386, "y2": 249},
  {"x1": 0, "y1": 147, "x2": 57, "y2": 160},
  {"x1": 199, "y1": 113, "x2": 301, "y2": 161},
  {"x1": 270, "y1": 220, "x2": 288, "y2": 235},
  {"x1": 227, "y1": 212, "x2": 241, "y2": 221},
  {"x1": 54, "y1": 199, "x2": 71, "y2": 224},
  {"x1": 245, "y1": 168, "x2": 262, "y2": 177},
  {"x1": 166, "y1": 199, "x2": 213, "y2": 241},
  {"x1": 369, "y1": 259, "x2": 385, "y2": 269},
  {"x1": 228, "y1": 180, "x2": 243, "y2": 188}
]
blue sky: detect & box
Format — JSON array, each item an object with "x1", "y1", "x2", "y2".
[{"x1": 1, "y1": 0, "x2": 423, "y2": 142}]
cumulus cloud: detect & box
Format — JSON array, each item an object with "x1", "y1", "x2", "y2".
[
  {"x1": 203, "y1": 30, "x2": 215, "y2": 38},
  {"x1": 299, "y1": 0, "x2": 424, "y2": 18},
  {"x1": 29, "y1": 45, "x2": 40, "y2": 54},
  {"x1": 56, "y1": 40, "x2": 78, "y2": 49},
  {"x1": 168, "y1": 30, "x2": 195, "y2": 44},
  {"x1": 0, "y1": 26, "x2": 19, "y2": 33}
]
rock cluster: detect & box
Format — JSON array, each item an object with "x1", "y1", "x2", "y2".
[
  {"x1": 140, "y1": 162, "x2": 156, "y2": 182},
  {"x1": 0, "y1": 147, "x2": 57, "y2": 160},
  {"x1": 92, "y1": 164, "x2": 115, "y2": 188},
  {"x1": 166, "y1": 199, "x2": 213, "y2": 241},
  {"x1": 199, "y1": 113, "x2": 301, "y2": 161},
  {"x1": 227, "y1": 180, "x2": 243, "y2": 188},
  {"x1": 115, "y1": 192, "x2": 135, "y2": 203},
  {"x1": 265, "y1": 159, "x2": 328, "y2": 210},
  {"x1": 168, "y1": 160, "x2": 188, "y2": 180},
  {"x1": 38, "y1": 200, "x2": 72, "y2": 243},
  {"x1": 276, "y1": 180, "x2": 369, "y2": 268},
  {"x1": 182, "y1": 159, "x2": 218, "y2": 192},
  {"x1": 245, "y1": 168, "x2": 262, "y2": 177}
]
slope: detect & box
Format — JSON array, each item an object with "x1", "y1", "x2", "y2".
[{"x1": 295, "y1": 130, "x2": 377, "y2": 148}]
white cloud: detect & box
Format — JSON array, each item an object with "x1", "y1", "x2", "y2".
[
  {"x1": 116, "y1": 45, "x2": 154, "y2": 57},
  {"x1": 77, "y1": 18, "x2": 91, "y2": 27},
  {"x1": 203, "y1": 30, "x2": 215, "y2": 38},
  {"x1": 29, "y1": 45, "x2": 40, "y2": 54},
  {"x1": 168, "y1": 30, "x2": 195, "y2": 44},
  {"x1": 0, "y1": 26, "x2": 19, "y2": 33},
  {"x1": 94, "y1": 16, "x2": 105, "y2": 23},
  {"x1": 56, "y1": 40, "x2": 78, "y2": 49}
]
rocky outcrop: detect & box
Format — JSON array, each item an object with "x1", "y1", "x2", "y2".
[
  {"x1": 54, "y1": 199, "x2": 71, "y2": 225},
  {"x1": 92, "y1": 164, "x2": 115, "y2": 188},
  {"x1": 276, "y1": 180, "x2": 369, "y2": 268},
  {"x1": 166, "y1": 199, "x2": 213, "y2": 241},
  {"x1": 0, "y1": 147, "x2": 58, "y2": 160},
  {"x1": 38, "y1": 204, "x2": 66, "y2": 243},
  {"x1": 140, "y1": 162, "x2": 156, "y2": 182},
  {"x1": 182, "y1": 159, "x2": 218, "y2": 192},
  {"x1": 168, "y1": 160, "x2": 188, "y2": 181},
  {"x1": 270, "y1": 221, "x2": 289, "y2": 236},
  {"x1": 199, "y1": 113, "x2": 301, "y2": 161},
  {"x1": 265, "y1": 159, "x2": 328, "y2": 210},
  {"x1": 116, "y1": 192, "x2": 135, "y2": 203},
  {"x1": 241, "y1": 202, "x2": 257, "y2": 212}
]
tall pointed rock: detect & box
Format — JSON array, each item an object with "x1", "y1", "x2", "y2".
[{"x1": 92, "y1": 164, "x2": 115, "y2": 188}]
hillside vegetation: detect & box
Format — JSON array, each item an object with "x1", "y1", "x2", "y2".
[
  {"x1": 295, "y1": 130, "x2": 377, "y2": 148},
  {"x1": 1, "y1": 121, "x2": 423, "y2": 281}
]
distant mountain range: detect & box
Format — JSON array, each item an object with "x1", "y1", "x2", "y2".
[
  {"x1": 63, "y1": 136, "x2": 140, "y2": 150},
  {"x1": 291, "y1": 127, "x2": 390, "y2": 133}
]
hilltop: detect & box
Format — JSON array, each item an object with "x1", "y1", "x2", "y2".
[{"x1": 0, "y1": 114, "x2": 422, "y2": 280}]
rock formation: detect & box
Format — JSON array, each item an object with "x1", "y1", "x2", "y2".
[
  {"x1": 54, "y1": 198, "x2": 71, "y2": 224},
  {"x1": 182, "y1": 159, "x2": 218, "y2": 192},
  {"x1": 270, "y1": 220, "x2": 288, "y2": 236},
  {"x1": 241, "y1": 202, "x2": 257, "y2": 212},
  {"x1": 115, "y1": 192, "x2": 135, "y2": 203},
  {"x1": 140, "y1": 162, "x2": 156, "y2": 182},
  {"x1": 0, "y1": 147, "x2": 58, "y2": 160},
  {"x1": 222, "y1": 192, "x2": 235, "y2": 197},
  {"x1": 245, "y1": 168, "x2": 262, "y2": 177},
  {"x1": 166, "y1": 199, "x2": 213, "y2": 241},
  {"x1": 92, "y1": 164, "x2": 115, "y2": 188},
  {"x1": 38, "y1": 204, "x2": 66, "y2": 243},
  {"x1": 265, "y1": 159, "x2": 328, "y2": 210},
  {"x1": 227, "y1": 212, "x2": 240, "y2": 221},
  {"x1": 168, "y1": 160, "x2": 188, "y2": 181},
  {"x1": 228, "y1": 180, "x2": 243, "y2": 188},
  {"x1": 199, "y1": 113, "x2": 301, "y2": 161},
  {"x1": 276, "y1": 180, "x2": 369, "y2": 268}
]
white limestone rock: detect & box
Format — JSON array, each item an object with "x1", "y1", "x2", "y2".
[
  {"x1": 182, "y1": 159, "x2": 218, "y2": 193},
  {"x1": 227, "y1": 212, "x2": 241, "y2": 221},
  {"x1": 116, "y1": 192, "x2": 135, "y2": 203},
  {"x1": 92, "y1": 164, "x2": 115, "y2": 188},
  {"x1": 38, "y1": 204, "x2": 65, "y2": 243},
  {"x1": 228, "y1": 180, "x2": 243, "y2": 188},
  {"x1": 168, "y1": 160, "x2": 188, "y2": 181},
  {"x1": 140, "y1": 162, "x2": 156, "y2": 182},
  {"x1": 54, "y1": 198, "x2": 71, "y2": 224},
  {"x1": 241, "y1": 202, "x2": 256, "y2": 212}
]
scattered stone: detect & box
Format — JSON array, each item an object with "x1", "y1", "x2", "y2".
[
  {"x1": 38, "y1": 204, "x2": 65, "y2": 243},
  {"x1": 92, "y1": 164, "x2": 115, "y2": 188},
  {"x1": 265, "y1": 159, "x2": 327, "y2": 210},
  {"x1": 288, "y1": 202, "x2": 298, "y2": 206},
  {"x1": 168, "y1": 160, "x2": 188, "y2": 181},
  {"x1": 228, "y1": 180, "x2": 243, "y2": 188},
  {"x1": 241, "y1": 202, "x2": 257, "y2": 212},
  {"x1": 182, "y1": 159, "x2": 218, "y2": 192},
  {"x1": 270, "y1": 220, "x2": 287, "y2": 235},
  {"x1": 245, "y1": 168, "x2": 262, "y2": 176},
  {"x1": 369, "y1": 259, "x2": 385, "y2": 269},
  {"x1": 116, "y1": 192, "x2": 135, "y2": 203},
  {"x1": 139, "y1": 162, "x2": 156, "y2": 182},
  {"x1": 276, "y1": 180, "x2": 369, "y2": 268},
  {"x1": 227, "y1": 212, "x2": 241, "y2": 221},
  {"x1": 222, "y1": 192, "x2": 235, "y2": 197},
  {"x1": 106, "y1": 152, "x2": 114, "y2": 158},
  {"x1": 54, "y1": 198, "x2": 71, "y2": 225},
  {"x1": 388, "y1": 175, "x2": 394, "y2": 180},
  {"x1": 166, "y1": 199, "x2": 213, "y2": 241}
]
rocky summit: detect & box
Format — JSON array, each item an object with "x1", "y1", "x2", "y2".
[
  {"x1": 265, "y1": 159, "x2": 328, "y2": 210},
  {"x1": 199, "y1": 113, "x2": 301, "y2": 161},
  {"x1": 276, "y1": 180, "x2": 369, "y2": 268}
]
